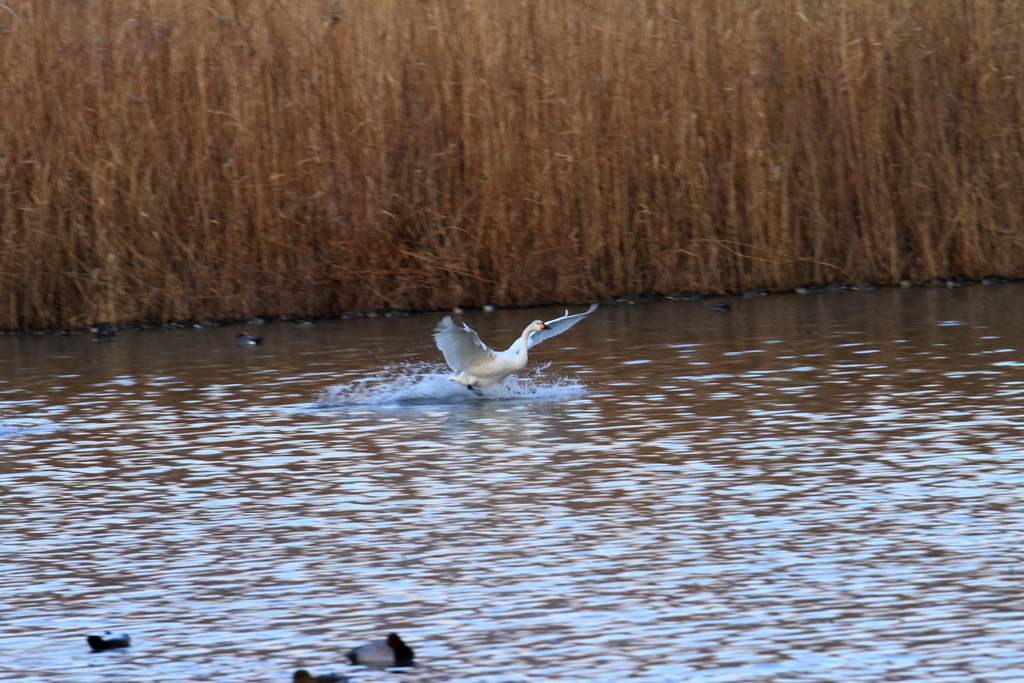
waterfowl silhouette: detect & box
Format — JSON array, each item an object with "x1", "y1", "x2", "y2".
[
  {"x1": 236, "y1": 333, "x2": 263, "y2": 346},
  {"x1": 433, "y1": 304, "x2": 598, "y2": 392},
  {"x1": 292, "y1": 669, "x2": 349, "y2": 683},
  {"x1": 92, "y1": 327, "x2": 118, "y2": 342},
  {"x1": 346, "y1": 633, "x2": 415, "y2": 667},
  {"x1": 946, "y1": 276, "x2": 971, "y2": 288},
  {"x1": 87, "y1": 631, "x2": 131, "y2": 651},
  {"x1": 795, "y1": 283, "x2": 824, "y2": 294}
]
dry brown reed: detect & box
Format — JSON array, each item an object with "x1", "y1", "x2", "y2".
[{"x1": 2, "y1": 0, "x2": 1024, "y2": 327}]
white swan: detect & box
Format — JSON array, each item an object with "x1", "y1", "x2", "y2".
[{"x1": 433, "y1": 303, "x2": 598, "y2": 391}]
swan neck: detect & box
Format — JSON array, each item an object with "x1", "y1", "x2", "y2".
[{"x1": 517, "y1": 326, "x2": 534, "y2": 358}]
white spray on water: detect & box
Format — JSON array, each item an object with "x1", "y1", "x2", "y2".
[{"x1": 315, "y1": 362, "x2": 588, "y2": 408}]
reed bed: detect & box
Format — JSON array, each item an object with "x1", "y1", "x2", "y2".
[{"x1": 1, "y1": 0, "x2": 1023, "y2": 327}]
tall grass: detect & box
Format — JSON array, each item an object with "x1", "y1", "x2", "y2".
[{"x1": 1, "y1": 0, "x2": 1023, "y2": 327}]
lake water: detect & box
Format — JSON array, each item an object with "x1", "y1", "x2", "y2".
[{"x1": 2, "y1": 284, "x2": 1024, "y2": 683}]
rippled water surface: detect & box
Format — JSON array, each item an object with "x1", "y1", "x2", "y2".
[{"x1": 3, "y1": 285, "x2": 1024, "y2": 682}]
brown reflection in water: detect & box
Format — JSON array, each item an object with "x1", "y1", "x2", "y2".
[{"x1": 1, "y1": 284, "x2": 1023, "y2": 682}]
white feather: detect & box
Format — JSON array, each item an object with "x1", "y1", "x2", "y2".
[{"x1": 432, "y1": 304, "x2": 598, "y2": 389}]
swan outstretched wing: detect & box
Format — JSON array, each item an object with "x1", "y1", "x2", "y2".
[
  {"x1": 433, "y1": 316, "x2": 493, "y2": 373},
  {"x1": 526, "y1": 303, "x2": 599, "y2": 349}
]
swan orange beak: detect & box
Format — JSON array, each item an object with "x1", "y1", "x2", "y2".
[{"x1": 539, "y1": 322, "x2": 547, "y2": 329}]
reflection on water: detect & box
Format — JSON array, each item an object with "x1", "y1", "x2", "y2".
[{"x1": 2, "y1": 285, "x2": 1024, "y2": 682}]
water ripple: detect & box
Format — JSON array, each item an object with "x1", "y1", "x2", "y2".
[{"x1": 2, "y1": 288, "x2": 1024, "y2": 681}]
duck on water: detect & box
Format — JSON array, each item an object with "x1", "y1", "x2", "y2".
[{"x1": 346, "y1": 632, "x2": 415, "y2": 667}]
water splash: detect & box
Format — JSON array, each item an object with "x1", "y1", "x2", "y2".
[{"x1": 314, "y1": 362, "x2": 588, "y2": 408}]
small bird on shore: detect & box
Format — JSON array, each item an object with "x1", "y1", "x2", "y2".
[
  {"x1": 292, "y1": 669, "x2": 350, "y2": 683},
  {"x1": 87, "y1": 631, "x2": 131, "y2": 651},
  {"x1": 236, "y1": 332, "x2": 263, "y2": 346},
  {"x1": 433, "y1": 304, "x2": 598, "y2": 393},
  {"x1": 346, "y1": 632, "x2": 415, "y2": 667}
]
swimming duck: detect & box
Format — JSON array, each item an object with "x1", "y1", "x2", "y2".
[
  {"x1": 795, "y1": 283, "x2": 823, "y2": 294},
  {"x1": 713, "y1": 301, "x2": 731, "y2": 312},
  {"x1": 433, "y1": 304, "x2": 598, "y2": 392},
  {"x1": 292, "y1": 669, "x2": 349, "y2": 683},
  {"x1": 346, "y1": 633, "x2": 415, "y2": 667},
  {"x1": 92, "y1": 326, "x2": 118, "y2": 342},
  {"x1": 236, "y1": 333, "x2": 263, "y2": 346},
  {"x1": 946, "y1": 276, "x2": 971, "y2": 288},
  {"x1": 87, "y1": 631, "x2": 131, "y2": 651}
]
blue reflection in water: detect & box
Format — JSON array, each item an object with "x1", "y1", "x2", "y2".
[{"x1": 1, "y1": 286, "x2": 1023, "y2": 682}]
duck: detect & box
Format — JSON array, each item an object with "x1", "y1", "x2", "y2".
[
  {"x1": 433, "y1": 303, "x2": 598, "y2": 392},
  {"x1": 236, "y1": 333, "x2": 263, "y2": 346},
  {"x1": 795, "y1": 283, "x2": 823, "y2": 294},
  {"x1": 87, "y1": 631, "x2": 131, "y2": 651},
  {"x1": 946, "y1": 276, "x2": 971, "y2": 288},
  {"x1": 92, "y1": 326, "x2": 118, "y2": 342},
  {"x1": 346, "y1": 632, "x2": 415, "y2": 667},
  {"x1": 292, "y1": 669, "x2": 349, "y2": 683}
]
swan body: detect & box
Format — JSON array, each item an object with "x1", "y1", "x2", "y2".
[{"x1": 433, "y1": 303, "x2": 598, "y2": 390}]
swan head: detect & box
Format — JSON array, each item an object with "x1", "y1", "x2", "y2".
[{"x1": 528, "y1": 320, "x2": 547, "y2": 332}]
